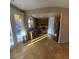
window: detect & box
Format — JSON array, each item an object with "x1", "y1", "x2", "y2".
[
  {"x1": 28, "y1": 17, "x2": 34, "y2": 29},
  {"x1": 14, "y1": 14, "x2": 26, "y2": 42}
]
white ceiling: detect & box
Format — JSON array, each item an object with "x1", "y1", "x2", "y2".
[{"x1": 10, "y1": 0, "x2": 69, "y2": 10}]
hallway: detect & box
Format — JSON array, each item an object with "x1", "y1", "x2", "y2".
[{"x1": 11, "y1": 34, "x2": 69, "y2": 59}]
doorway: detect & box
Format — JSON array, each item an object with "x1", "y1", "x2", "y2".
[{"x1": 27, "y1": 14, "x2": 61, "y2": 42}]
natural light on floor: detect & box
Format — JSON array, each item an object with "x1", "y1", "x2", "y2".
[{"x1": 24, "y1": 34, "x2": 48, "y2": 47}]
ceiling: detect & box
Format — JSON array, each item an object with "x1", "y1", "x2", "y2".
[{"x1": 10, "y1": 0, "x2": 69, "y2": 10}]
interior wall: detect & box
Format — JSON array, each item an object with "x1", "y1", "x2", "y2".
[
  {"x1": 25, "y1": 7, "x2": 69, "y2": 43},
  {"x1": 26, "y1": 7, "x2": 66, "y2": 15},
  {"x1": 59, "y1": 9, "x2": 69, "y2": 43}
]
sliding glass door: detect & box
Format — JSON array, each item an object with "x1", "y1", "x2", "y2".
[{"x1": 14, "y1": 14, "x2": 27, "y2": 43}]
